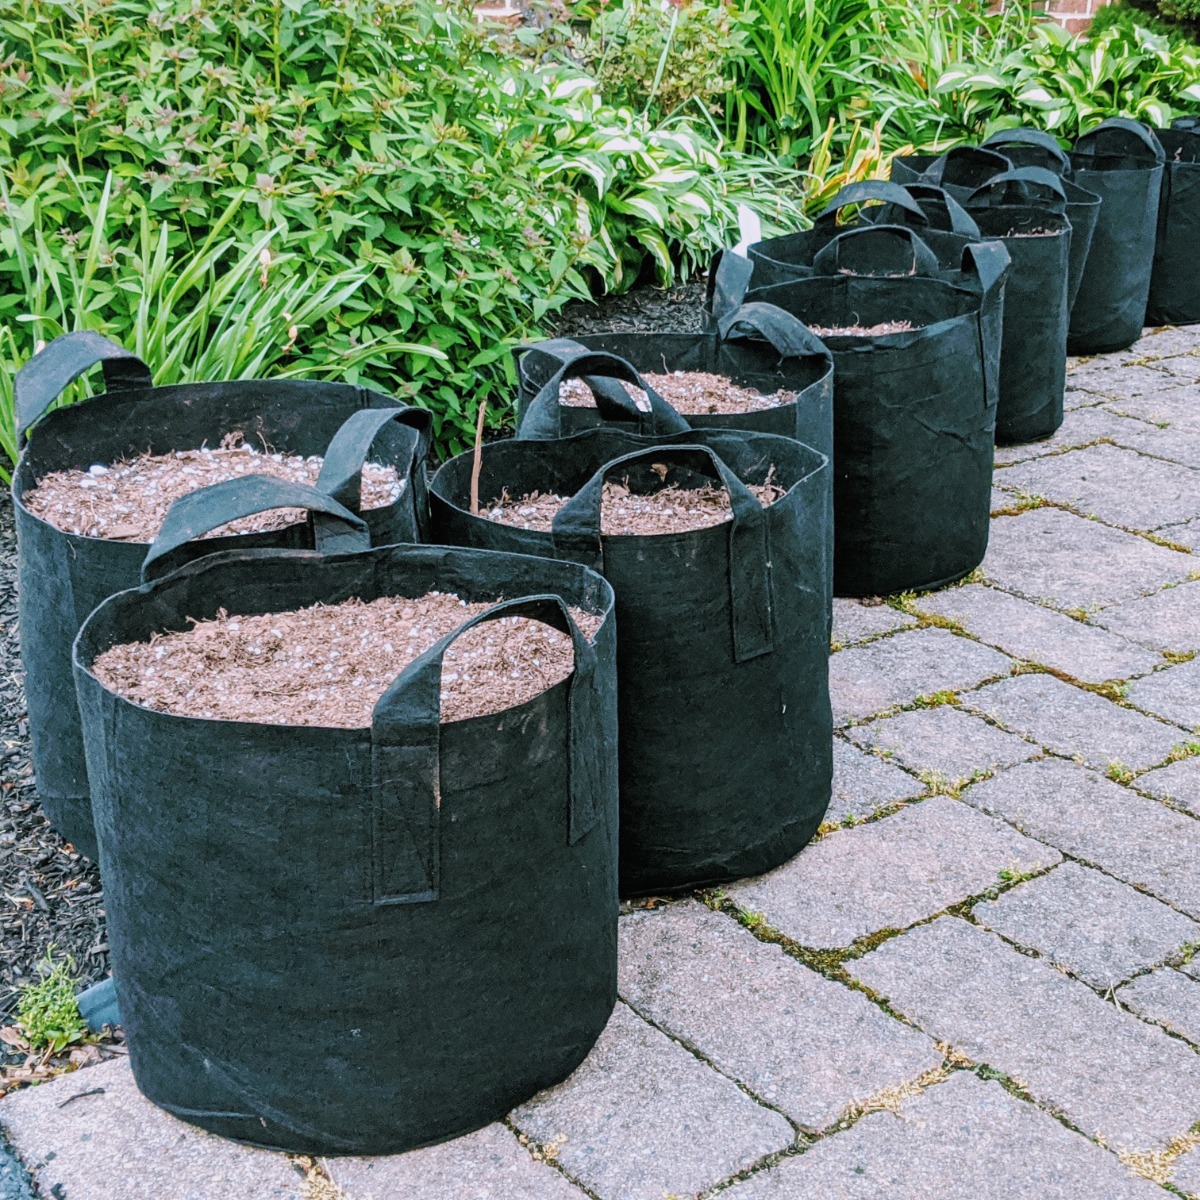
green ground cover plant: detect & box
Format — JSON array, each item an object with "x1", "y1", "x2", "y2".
[{"x1": 15, "y1": 951, "x2": 86, "y2": 1054}]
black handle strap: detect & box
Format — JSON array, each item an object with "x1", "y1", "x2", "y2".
[
  {"x1": 517, "y1": 350, "x2": 691, "y2": 441},
  {"x1": 1172, "y1": 116, "x2": 1200, "y2": 131},
  {"x1": 512, "y1": 338, "x2": 634, "y2": 415},
  {"x1": 551, "y1": 443, "x2": 774, "y2": 662},
  {"x1": 962, "y1": 240, "x2": 1010, "y2": 413},
  {"x1": 871, "y1": 184, "x2": 982, "y2": 236},
  {"x1": 142, "y1": 475, "x2": 369, "y2": 581},
  {"x1": 315, "y1": 406, "x2": 430, "y2": 511},
  {"x1": 922, "y1": 146, "x2": 1014, "y2": 190},
  {"x1": 368, "y1": 594, "x2": 605, "y2": 904},
  {"x1": 706, "y1": 249, "x2": 756, "y2": 324},
  {"x1": 1075, "y1": 117, "x2": 1165, "y2": 163},
  {"x1": 983, "y1": 128, "x2": 1072, "y2": 175},
  {"x1": 717, "y1": 301, "x2": 833, "y2": 361},
  {"x1": 966, "y1": 166, "x2": 1068, "y2": 211},
  {"x1": 814, "y1": 181, "x2": 929, "y2": 228},
  {"x1": 811, "y1": 224, "x2": 942, "y2": 278},
  {"x1": 15, "y1": 331, "x2": 153, "y2": 445}
]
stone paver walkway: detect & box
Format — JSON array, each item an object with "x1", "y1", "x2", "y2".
[{"x1": 3, "y1": 327, "x2": 1200, "y2": 1198}]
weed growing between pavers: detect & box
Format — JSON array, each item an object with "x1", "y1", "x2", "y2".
[
  {"x1": 15, "y1": 951, "x2": 85, "y2": 1054},
  {"x1": 1118, "y1": 1127, "x2": 1200, "y2": 1187},
  {"x1": 293, "y1": 1157, "x2": 348, "y2": 1200}
]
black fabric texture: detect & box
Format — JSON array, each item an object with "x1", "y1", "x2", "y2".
[
  {"x1": 512, "y1": 306, "x2": 834, "y2": 460},
  {"x1": 72, "y1": 483, "x2": 619, "y2": 1155},
  {"x1": 710, "y1": 224, "x2": 1007, "y2": 596},
  {"x1": 1067, "y1": 118, "x2": 1165, "y2": 353},
  {"x1": 1148, "y1": 125, "x2": 1200, "y2": 325},
  {"x1": 12, "y1": 332, "x2": 432, "y2": 859},
  {"x1": 429, "y1": 427, "x2": 832, "y2": 896}
]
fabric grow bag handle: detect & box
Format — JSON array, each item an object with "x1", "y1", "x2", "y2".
[
  {"x1": 810, "y1": 224, "x2": 942, "y2": 278},
  {"x1": 15, "y1": 331, "x2": 153, "y2": 445},
  {"x1": 519, "y1": 350, "x2": 691, "y2": 441},
  {"x1": 983, "y1": 128, "x2": 1072, "y2": 176},
  {"x1": 717, "y1": 301, "x2": 831, "y2": 361},
  {"x1": 965, "y1": 167, "x2": 1068, "y2": 211},
  {"x1": 141, "y1": 475, "x2": 370, "y2": 581},
  {"x1": 706, "y1": 249, "x2": 757, "y2": 324},
  {"x1": 315, "y1": 406, "x2": 431, "y2": 511},
  {"x1": 551, "y1": 443, "x2": 774, "y2": 662},
  {"x1": 893, "y1": 184, "x2": 981, "y2": 236},
  {"x1": 1075, "y1": 118, "x2": 1166, "y2": 163},
  {"x1": 369, "y1": 593, "x2": 605, "y2": 904},
  {"x1": 962, "y1": 240, "x2": 1011, "y2": 413},
  {"x1": 813, "y1": 181, "x2": 930, "y2": 228},
  {"x1": 511, "y1": 337, "x2": 630, "y2": 413},
  {"x1": 921, "y1": 146, "x2": 1013, "y2": 190},
  {"x1": 1173, "y1": 116, "x2": 1200, "y2": 131}
]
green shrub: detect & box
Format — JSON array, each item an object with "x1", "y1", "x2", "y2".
[
  {"x1": 0, "y1": 0, "x2": 803, "y2": 458},
  {"x1": 16, "y1": 951, "x2": 87, "y2": 1054}
]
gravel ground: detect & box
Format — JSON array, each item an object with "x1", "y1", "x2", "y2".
[{"x1": 0, "y1": 496, "x2": 108, "y2": 1041}]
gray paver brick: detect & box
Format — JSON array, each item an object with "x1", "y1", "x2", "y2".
[
  {"x1": 831, "y1": 599, "x2": 916, "y2": 648},
  {"x1": 827, "y1": 739, "x2": 924, "y2": 825},
  {"x1": 719, "y1": 1072, "x2": 1166, "y2": 1200},
  {"x1": 847, "y1": 705, "x2": 1037, "y2": 784},
  {"x1": 982, "y1": 508, "x2": 1195, "y2": 611},
  {"x1": 913, "y1": 584, "x2": 1161, "y2": 683},
  {"x1": 728, "y1": 796, "x2": 1059, "y2": 949},
  {"x1": 973, "y1": 861, "x2": 1200, "y2": 988},
  {"x1": 1176, "y1": 1145, "x2": 1200, "y2": 1197},
  {"x1": 1136, "y1": 756, "x2": 1200, "y2": 814},
  {"x1": 617, "y1": 902, "x2": 940, "y2": 1131},
  {"x1": 1102, "y1": 418, "x2": 1200, "y2": 470},
  {"x1": 850, "y1": 917, "x2": 1200, "y2": 1151},
  {"x1": 966, "y1": 672, "x2": 1186, "y2": 771},
  {"x1": 996, "y1": 444, "x2": 1200, "y2": 532},
  {"x1": 994, "y1": 406, "x2": 1154, "y2": 467},
  {"x1": 1066, "y1": 361, "x2": 1180, "y2": 399},
  {"x1": 1158, "y1": 517, "x2": 1200, "y2": 550},
  {"x1": 1117, "y1": 968, "x2": 1200, "y2": 1046},
  {"x1": 1095, "y1": 582, "x2": 1200, "y2": 653},
  {"x1": 1128, "y1": 658, "x2": 1200, "y2": 730},
  {"x1": 963, "y1": 758, "x2": 1200, "y2": 918},
  {"x1": 0, "y1": 1058, "x2": 302, "y2": 1200},
  {"x1": 1106, "y1": 385, "x2": 1200, "y2": 434},
  {"x1": 511, "y1": 1003, "x2": 793, "y2": 1200},
  {"x1": 327, "y1": 1124, "x2": 586, "y2": 1200},
  {"x1": 829, "y1": 628, "x2": 1013, "y2": 725},
  {"x1": 1126, "y1": 326, "x2": 1200, "y2": 362}
]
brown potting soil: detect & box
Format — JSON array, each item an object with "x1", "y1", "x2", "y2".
[
  {"x1": 810, "y1": 320, "x2": 917, "y2": 337},
  {"x1": 92, "y1": 592, "x2": 603, "y2": 728},
  {"x1": 558, "y1": 371, "x2": 795, "y2": 415},
  {"x1": 22, "y1": 434, "x2": 403, "y2": 542},
  {"x1": 484, "y1": 476, "x2": 785, "y2": 536},
  {"x1": 1004, "y1": 228, "x2": 1057, "y2": 238}
]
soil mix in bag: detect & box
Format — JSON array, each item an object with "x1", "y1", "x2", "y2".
[
  {"x1": 964, "y1": 168, "x2": 1072, "y2": 444},
  {"x1": 1068, "y1": 118, "x2": 1165, "y2": 353},
  {"x1": 712, "y1": 223, "x2": 1007, "y2": 597},
  {"x1": 12, "y1": 330, "x2": 431, "y2": 860},
  {"x1": 1148, "y1": 122, "x2": 1200, "y2": 325},
  {"x1": 72, "y1": 477, "x2": 619, "y2": 1155},
  {"x1": 430, "y1": 427, "x2": 832, "y2": 896},
  {"x1": 513, "y1": 301, "x2": 833, "y2": 458}
]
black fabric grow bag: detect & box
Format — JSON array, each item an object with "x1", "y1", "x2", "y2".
[
  {"x1": 964, "y1": 168, "x2": 1072, "y2": 443},
  {"x1": 714, "y1": 224, "x2": 1007, "y2": 597},
  {"x1": 72, "y1": 477, "x2": 619, "y2": 1156},
  {"x1": 1147, "y1": 123, "x2": 1200, "y2": 325},
  {"x1": 894, "y1": 132, "x2": 1100, "y2": 312},
  {"x1": 12, "y1": 331, "x2": 431, "y2": 860},
  {"x1": 512, "y1": 302, "x2": 834, "y2": 459},
  {"x1": 430, "y1": 428, "x2": 832, "y2": 896},
  {"x1": 1068, "y1": 118, "x2": 1165, "y2": 353}
]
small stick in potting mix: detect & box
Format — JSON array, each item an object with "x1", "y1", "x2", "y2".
[
  {"x1": 22, "y1": 434, "x2": 403, "y2": 542},
  {"x1": 92, "y1": 592, "x2": 604, "y2": 728},
  {"x1": 485, "y1": 474, "x2": 786, "y2": 536},
  {"x1": 558, "y1": 371, "x2": 796, "y2": 416},
  {"x1": 470, "y1": 399, "x2": 487, "y2": 517}
]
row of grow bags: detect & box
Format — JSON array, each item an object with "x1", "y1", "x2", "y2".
[{"x1": 13, "y1": 328, "x2": 835, "y2": 1154}]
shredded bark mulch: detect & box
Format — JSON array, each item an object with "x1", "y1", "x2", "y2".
[
  {"x1": 558, "y1": 370, "x2": 796, "y2": 416},
  {"x1": 92, "y1": 593, "x2": 602, "y2": 728},
  {"x1": 810, "y1": 320, "x2": 918, "y2": 337},
  {"x1": 486, "y1": 476, "x2": 785, "y2": 536},
  {"x1": 22, "y1": 434, "x2": 403, "y2": 542},
  {"x1": 548, "y1": 276, "x2": 708, "y2": 338}
]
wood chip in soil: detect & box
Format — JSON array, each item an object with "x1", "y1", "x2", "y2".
[
  {"x1": 484, "y1": 477, "x2": 785, "y2": 536},
  {"x1": 558, "y1": 371, "x2": 795, "y2": 415},
  {"x1": 22, "y1": 433, "x2": 403, "y2": 542},
  {"x1": 810, "y1": 320, "x2": 917, "y2": 337},
  {"x1": 92, "y1": 593, "x2": 604, "y2": 728}
]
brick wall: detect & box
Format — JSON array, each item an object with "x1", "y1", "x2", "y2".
[{"x1": 1041, "y1": 0, "x2": 1113, "y2": 34}]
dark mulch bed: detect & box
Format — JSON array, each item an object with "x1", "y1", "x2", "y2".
[
  {"x1": 548, "y1": 276, "x2": 707, "y2": 338},
  {"x1": 0, "y1": 495, "x2": 108, "y2": 1046}
]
